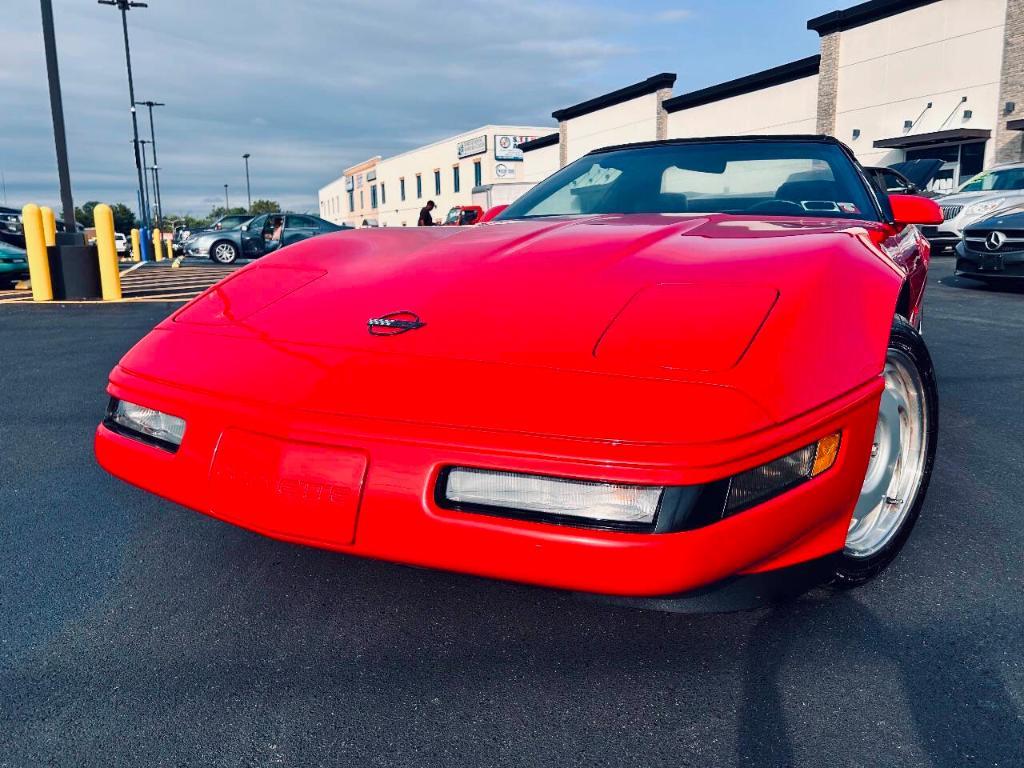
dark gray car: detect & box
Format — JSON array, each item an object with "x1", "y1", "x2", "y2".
[{"x1": 183, "y1": 213, "x2": 351, "y2": 263}]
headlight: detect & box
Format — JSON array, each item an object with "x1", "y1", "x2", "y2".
[
  {"x1": 438, "y1": 432, "x2": 841, "y2": 533},
  {"x1": 441, "y1": 468, "x2": 662, "y2": 528},
  {"x1": 105, "y1": 398, "x2": 186, "y2": 451},
  {"x1": 724, "y1": 432, "x2": 841, "y2": 514},
  {"x1": 964, "y1": 198, "x2": 1005, "y2": 219}
]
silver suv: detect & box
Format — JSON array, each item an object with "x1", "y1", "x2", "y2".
[{"x1": 923, "y1": 162, "x2": 1024, "y2": 251}]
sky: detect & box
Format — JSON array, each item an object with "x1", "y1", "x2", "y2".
[{"x1": 1, "y1": 0, "x2": 843, "y2": 217}]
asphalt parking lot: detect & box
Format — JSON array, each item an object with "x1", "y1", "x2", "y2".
[{"x1": 1, "y1": 259, "x2": 1022, "y2": 767}]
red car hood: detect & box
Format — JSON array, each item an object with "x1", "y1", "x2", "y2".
[{"x1": 116, "y1": 215, "x2": 897, "y2": 444}]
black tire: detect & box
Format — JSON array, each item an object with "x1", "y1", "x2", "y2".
[
  {"x1": 210, "y1": 241, "x2": 238, "y2": 264},
  {"x1": 831, "y1": 316, "x2": 939, "y2": 587}
]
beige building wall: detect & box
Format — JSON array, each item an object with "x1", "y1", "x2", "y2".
[
  {"x1": 832, "y1": 0, "x2": 1008, "y2": 167},
  {"x1": 667, "y1": 75, "x2": 819, "y2": 138},
  {"x1": 563, "y1": 93, "x2": 661, "y2": 164},
  {"x1": 522, "y1": 142, "x2": 560, "y2": 182},
  {"x1": 317, "y1": 177, "x2": 348, "y2": 225},
  {"x1": 374, "y1": 125, "x2": 549, "y2": 227}
]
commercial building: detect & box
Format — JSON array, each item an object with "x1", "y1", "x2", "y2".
[
  {"x1": 525, "y1": 0, "x2": 1024, "y2": 193},
  {"x1": 319, "y1": 126, "x2": 549, "y2": 227},
  {"x1": 319, "y1": 156, "x2": 381, "y2": 228}
]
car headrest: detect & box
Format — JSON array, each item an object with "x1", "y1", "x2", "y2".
[
  {"x1": 649, "y1": 192, "x2": 688, "y2": 213},
  {"x1": 775, "y1": 180, "x2": 841, "y2": 203}
]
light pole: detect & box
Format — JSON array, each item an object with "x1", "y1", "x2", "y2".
[
  {"x1": 138, "y1": 139, "x2": 152, "y2": 221},
  {"x1": 224, "y1": 184, "x2": 229, "y2": 211},
  {"x1": 242, "y1": 153, "x2": 252, "y2": 213},
  {"x1": 99, "y1": 0, "x2": 150, "y2": 256},
  {"x1": 139, "y1": 100, "x2": 164, "y2": 227},
  {"x1": 40, "y1": 0, "x2": 81, "y2": 242}
]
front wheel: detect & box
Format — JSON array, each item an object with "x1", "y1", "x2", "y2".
[
  {"x1": 832, "y1": 316, "x2": 938, "y2": 587},
  {"x1": 210, "y1": 241, "x2": 238, "y2": 264}
]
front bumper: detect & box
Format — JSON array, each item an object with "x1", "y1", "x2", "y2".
[
  {"x1": 955, "y1": 247, "x2": 1024, "y2": 279},
  {"x1": 95, "y1": 367, "x2": 880, "y2": 598}
]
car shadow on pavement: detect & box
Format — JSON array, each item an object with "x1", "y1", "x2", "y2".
[{"x1": 735, "y1": 593, "x2": 1024, "y2": 767}]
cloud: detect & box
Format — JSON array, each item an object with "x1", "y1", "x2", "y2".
[
  {"x1": 656, "y1": 9, "x2": 694, "y2": 22},
  {"x1": 1, "y1": 0, "x2": 638, "y2": 215}
]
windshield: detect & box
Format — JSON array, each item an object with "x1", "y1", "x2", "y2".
[
  {"x1": 444, "y1": 207, "x2": 461, "y2": 225},
  {"x1": 957, "y1": 167, "x2": 1024, "y2": 193},
  {"x1": 499, "y1": 141, "x2": 878, "y2": 221}
]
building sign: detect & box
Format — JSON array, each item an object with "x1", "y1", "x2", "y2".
[
  {"x1": 344, "y1": 176, "x2": 354, "y2": 192},
  {"x1": 494, "y1": 135, "x2": 537, "y2": 162},
  {"x1": 356, "y1": 174, "x2": 364, "y2": 188},
  {"x1": 457, "y1": 135, "x2": 488, "y2": 159},
  {"x1": 494, "y1": 162, "x2": 517, "y2": 180}
]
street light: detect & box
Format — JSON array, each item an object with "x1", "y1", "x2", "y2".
[
  {"x1": 138, "y1": 100, "x2": 164, "y2": 227},
  {"x1": 224, "y1": 184, "x2": 229, "y2": 211},
  {"x1": 98, "y1": 0, "x2": 150, "y2": 254},
  {"x1": 242, "y1": 153, "x2": 252, "y2": 213},
  {"x1": 138, "y1": 139, "x2": 152, "y2": 222}
]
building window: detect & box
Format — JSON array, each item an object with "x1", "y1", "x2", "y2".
[
  {"x1": 371, "y1": 185, "x2": 378, "y2": 209},
  {"x1": 473, "y1": 160, "x2": 482, "y2": 187},
  {"x1": 434, "y1": 169, "x2": 441, "y2": 195},
  {"x1": 348, "y1": 191, "x2": 354, "y2": 212},
  {"x1": 416, "y1": 174, "x2": 422, "y2": 198},
  {"x1": 400, "y1": 178, "x2": 406, "y2": 201},
  {"x1": 381, "y1": 183, "x2": 386, "y2": 205},
  {"x1": 360, "y1": 191, "x2": 364, "y2": 209},
  {"x1": 453, "y1": 165, "x2": 460, "y2": 193}
]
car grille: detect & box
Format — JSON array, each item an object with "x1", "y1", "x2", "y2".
[
  {"x1": 963, "y1": 229, "x2": 1024, "y2": 254},
  {"x1": 940, "y1": 205, "x2": 962, "y2": 221}
]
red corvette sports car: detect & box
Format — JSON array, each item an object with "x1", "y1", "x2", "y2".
[{"x1": 96, "y1": 136, "x2": 943, "y2": 610}]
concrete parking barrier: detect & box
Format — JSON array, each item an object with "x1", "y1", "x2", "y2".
[
  {"x1": 131, "y1": 228, "x2": 141, "y2": 263},
  {"x1": 40, "y1": 206, "x2": 57, "y2": 247},
  {"x1": 22, "y1": 204, "x2": 53, "y2": 302},
  {"x1": 93, "y1": 204, "x2": 122, "y2": 301},
  {"x1": 153, "y1": 228, "x2": 163, "y2": 262}
]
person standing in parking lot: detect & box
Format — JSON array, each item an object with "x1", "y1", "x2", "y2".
[{"x1": 418, "y1": 201, "x2": 435, "y2": 227}]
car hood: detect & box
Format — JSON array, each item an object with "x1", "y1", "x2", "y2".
[
  {"x1": 117, "y1": 215, "x2": 897, "y2": 441},
  {"x1": 938, "y1": 189, "x2": 1024, "y2": 207}
]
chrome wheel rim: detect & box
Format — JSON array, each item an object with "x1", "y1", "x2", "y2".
[
  {"x1": 846, "y1": 349, "x2": 928, "y2": 558},
  {"x1": 213, "y1": 243, "x2": 235, "y2": 263}
]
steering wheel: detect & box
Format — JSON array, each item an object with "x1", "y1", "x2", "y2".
[{"x1": 748, "y1": 199, "x2": 806, "y2": 214}]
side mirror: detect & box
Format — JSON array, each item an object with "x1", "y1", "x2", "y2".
[
  {"x1": 480, "y1": 204, "x2": 508, "y2": 223},
  {"x1": 888, "y1": 194, "x2": 943, "y2": 226}
]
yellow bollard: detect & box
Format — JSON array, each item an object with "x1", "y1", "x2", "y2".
[
  {"x1": 152, "y1": 228, "x2": 163, "y2": 261},
  {"x1": 22, "y1": 204, "x2": 53, "y2": 302},
  {"x1": 40, "y1": 206, "x2": 57, "y2": 247},
  {"x1": 131, "y1": 228, "x2": 141, "y2": 262},
  {"x1": 165, "y1": 237, "x2": 173, "y2": 262},
  {"x1": 93, "y1": 204, "x2": 122, "y2": 301}
]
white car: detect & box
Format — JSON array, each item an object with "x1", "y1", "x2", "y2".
[
  {"x1": 114, "y1": 232, "x2": 128, "y2": 255},
  {"x1": 922, "y1": 163, "x2": 1024, "y2": 251}
]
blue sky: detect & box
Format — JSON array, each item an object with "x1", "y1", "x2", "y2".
[{"x1": 1, "y1": 0, "x2": 843, "y2": 216}]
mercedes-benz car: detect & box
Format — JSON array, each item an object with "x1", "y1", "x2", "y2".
[
  {"x1": 96, "y1": 136, "x2": 942, "y2": 611},
  {"x1": 921, "y1": 162, "x2": 1024, "y2": 252},
  {"x1": 182, "y1": 213, "x2": 352, "y2": 263},
  {"x1": 956, "y1": 209, "x2": 1024, "y2": 282}
]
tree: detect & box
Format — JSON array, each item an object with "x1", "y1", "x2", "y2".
[
  {"x1": 110, "y1": 204, "x2": 138, "y2": 234},
  {"x1": 207, "y1": 205, "x2": 248, "y2": 220},
  {"x1": 74, "y1": 201, "x2": 137, "y2": 233},
  {"x1": 249, "y1": 199, "x2": 280, "y2": 215}
]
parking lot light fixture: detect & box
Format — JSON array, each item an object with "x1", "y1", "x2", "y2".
[
  {"x1": 224, "y1": 184, "x2": 229, "y2": 211},
  {"x1": 99, "y1": 0, "x2": 151, "y2": 257},
  {"x1": 139, "y1": 100, "x2": 165, "y2": 227},
  {"x1": 242, "y1": 154, "x2": 252, "y2": 213}
]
